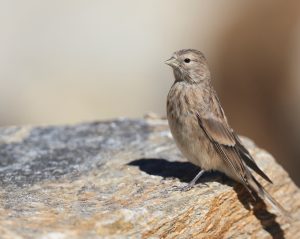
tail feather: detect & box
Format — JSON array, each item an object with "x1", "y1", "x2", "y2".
[{"x1": 248, "y1": 175, "x2": 291, "y2": 220}]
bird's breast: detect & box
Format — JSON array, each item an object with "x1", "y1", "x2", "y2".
[{"x1": 167, "y1": 84, "x2": 215, "y2": 168}]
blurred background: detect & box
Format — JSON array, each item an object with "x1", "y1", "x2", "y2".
[{"x1": 1, "y1": 0, "x2": 300, "y2": 185}]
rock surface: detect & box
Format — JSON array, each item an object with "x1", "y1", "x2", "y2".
[{"x1": 0, "y1": 118, "x2": 299, "y2": 239}]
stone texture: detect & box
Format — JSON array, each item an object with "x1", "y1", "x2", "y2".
[{"x1": 0, "y1": 118, "x2": 299, "y2": 239}]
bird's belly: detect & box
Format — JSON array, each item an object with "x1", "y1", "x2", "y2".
[{"x1": 168, "y1": 115, "x2": 221, "y2": 171}]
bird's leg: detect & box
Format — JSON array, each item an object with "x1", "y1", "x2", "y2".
[
  {"x1": 173, "y1": 170, "x2": 206, "y2": 192},
  {"x1": 189, "y1": 169, "x2": 205, "y2": 187},
  {"x1": 182, "y1": 169, "x2": 206, "y2": 191}
]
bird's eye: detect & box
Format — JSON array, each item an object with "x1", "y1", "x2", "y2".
[{"x1": 184, "y1": 58, "x2": 191, "y2": 63}]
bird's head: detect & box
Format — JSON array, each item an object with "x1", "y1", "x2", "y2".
[{"x1": 165, "y1": 49, "x2": 210, "y2": 84}]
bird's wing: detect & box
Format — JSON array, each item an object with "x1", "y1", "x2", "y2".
[
  {"x1": 196, "y1": 113, "x2": 272, "y2": 184},
  {"x1": 233, "y1": 132, "x2": 273, "y2": 184}
]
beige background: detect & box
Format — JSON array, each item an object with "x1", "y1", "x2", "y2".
[{"x1": 1, "y1": 0, "x2": 300, "y2": 184}]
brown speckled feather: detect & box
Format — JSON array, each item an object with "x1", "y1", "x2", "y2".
[{"x1": 196, "y1": 95, "x2": 273, "y2": 184}]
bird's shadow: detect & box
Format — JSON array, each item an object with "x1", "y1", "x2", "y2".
[{"x1": 128, "y1": 158, "x2": 285, "y2": 239}]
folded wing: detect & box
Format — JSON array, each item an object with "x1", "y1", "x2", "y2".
[{"x1": 196, "y1": 113, "x2": 272, "y2": 184}]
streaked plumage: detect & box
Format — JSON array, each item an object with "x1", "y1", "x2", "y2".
[{"x1": 166, "y1": 49, "x2": 289, "y2": 217}]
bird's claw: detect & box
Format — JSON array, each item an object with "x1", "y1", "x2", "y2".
[
  {"x1": 171, "y1": 184, "x2": 194, "y2": 192},
  {"x1": 171, "y1": 182, "x2": 209, "y2": 192}
]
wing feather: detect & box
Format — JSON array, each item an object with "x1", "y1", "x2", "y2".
[{"x1": 196, "y1": 113, "x2": 272, "y2": 184}]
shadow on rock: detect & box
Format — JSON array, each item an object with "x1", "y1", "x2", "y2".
[
  {"x1": 234, "y1": 184, "x2": 285, "y2": 239},
  {"x1": 128, "y1": 158, "x2": 285, "y2": 239},
  {"x1": 128, "y1": 158, "x2": 226, "y2": 184}
]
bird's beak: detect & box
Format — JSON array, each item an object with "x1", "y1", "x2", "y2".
[{"x1": 165, "y1": 56, "x2": 178, "y2": 68}]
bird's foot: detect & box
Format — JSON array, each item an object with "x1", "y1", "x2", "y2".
[
  {"x1": 179, "y1": 184, "x2": 194, "y2": 192},
  {"x1": 170, "y1": 170, "x2": 207, "y2": 192},
  {"x1": 171, "y1": 182, "x2": 208, "y2": 192},
  {"x1": 171, "y1": 184, "x2": 193, "y2": 192}
]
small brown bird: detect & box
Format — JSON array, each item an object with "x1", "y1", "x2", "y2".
[{"x1": 165, "y1": 49, "x2": 288, "y2": 217}]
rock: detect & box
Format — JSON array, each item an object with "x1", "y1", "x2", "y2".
[{"x1": 0, "y1": 118, "x2": 299, "y2": 239}]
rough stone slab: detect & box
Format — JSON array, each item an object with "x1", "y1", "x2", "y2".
[{"x1": 0, "y1": 118, "x2": 299, "y2": 239}]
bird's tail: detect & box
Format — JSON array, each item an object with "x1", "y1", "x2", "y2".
[{"x1": 248, "y1": 175, "x2": 291, "y2": 220}]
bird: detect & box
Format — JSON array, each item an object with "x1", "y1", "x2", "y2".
[{"x1": 165, "y1": 49, "x2": 289, "y2": 217}]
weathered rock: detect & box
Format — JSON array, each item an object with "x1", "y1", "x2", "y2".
[{"x1": 0, "y1": 118, "x2": 299, "y2": 239}]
